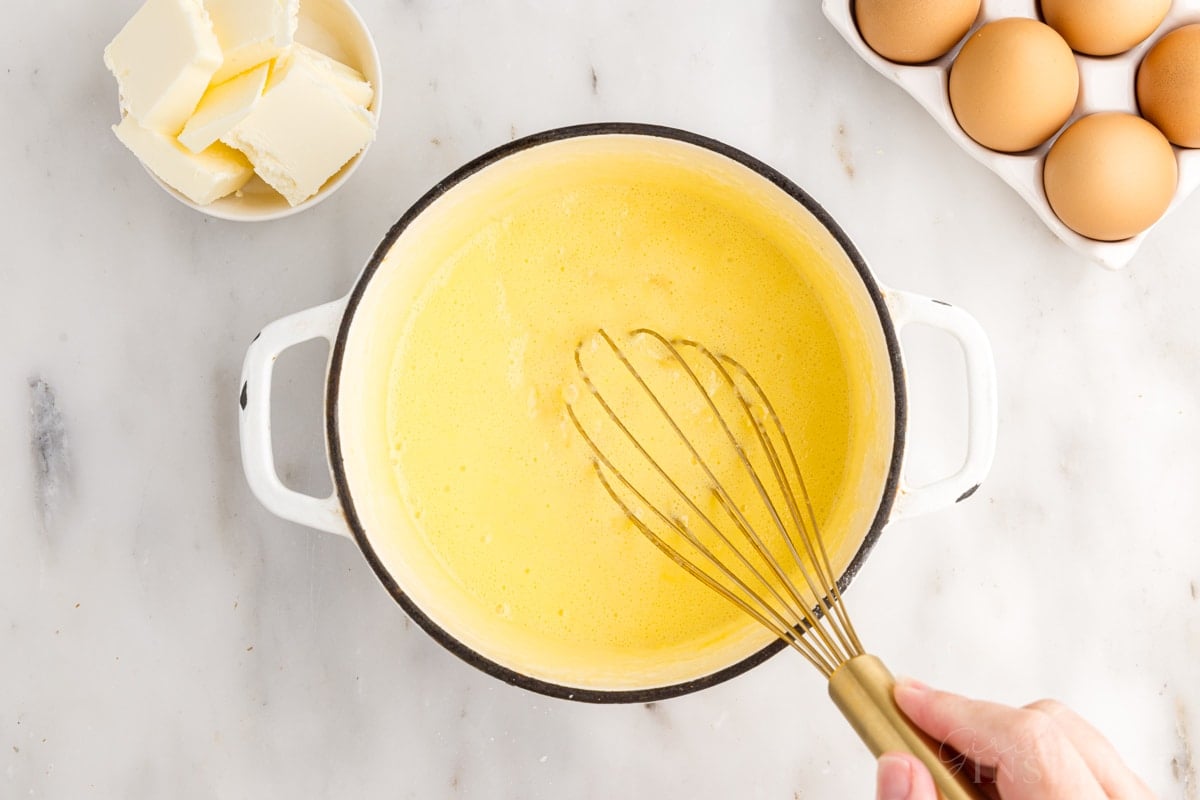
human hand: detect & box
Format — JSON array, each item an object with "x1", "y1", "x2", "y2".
[{"x1": 874, "y1": 679, "x2": 1154, "y2": 800}]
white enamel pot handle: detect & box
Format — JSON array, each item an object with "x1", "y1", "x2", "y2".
[
  {"x1": 239, "y1": 298, "x2": 353, "y2": 538},
  {"x1": 884, "y1": 289, "x2": 998, "y2": 521}
]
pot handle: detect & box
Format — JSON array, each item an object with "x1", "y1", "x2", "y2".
[
  {"x1": 239, "y1": 298, "x2": 353, "y2": 538},
  {"x1": 884, "y1": 290, "x2": 998, "y2": 521}
]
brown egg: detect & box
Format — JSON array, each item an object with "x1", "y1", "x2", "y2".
[
  {"x1": 949, "y1": 19, "x2": 1079, "y2": 153},
  {"x1": 1040, "y1": 0, "x2": 1170, "y2": 56},
  {"x1": 1044, "y1": 113, "x2": 1178, "y2": 241},
  {"x1": 1137, "y1": 24, "x2": 1200, "y2": 148},
  {"x1": 855, "y1": 0, "x2": 981, "y2": 64}
]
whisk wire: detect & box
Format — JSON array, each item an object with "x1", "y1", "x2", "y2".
[
  {"x1": 589, "y1": 465, "x2": 837, "y2": 676},
  {"x1": 629, "y1": 331, "x2": 853, "y2": 667},
  {"x1": 717, "y1": 353, "x2": 864, "y2": 658},
  {"x1": 568, "y1": 329, "x2": 868, "y2": 676},
  {"x1": 675, "y1": 337, "x2": 862, "y2": 662},
  {"x1": 569, "y1": 341, "x2": 806, "y2": 630},
  {"x1": 567, "y1": 339, "x2": 847, "y2": 672},
  {"x1": 724, "y1": 358, "x2": 866, "y2": 655},
  {"x1": 568, "y1": 391, "x2": 833, "y2": 670}
]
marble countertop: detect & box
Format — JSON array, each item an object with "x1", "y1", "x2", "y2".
[{"x1": 5, "y1": 0, "x2": 1199, "y2": 797}]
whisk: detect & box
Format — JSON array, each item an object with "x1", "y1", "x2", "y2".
[{"x1": 566, "y1": 329, "x2": 982, "y2": 800}]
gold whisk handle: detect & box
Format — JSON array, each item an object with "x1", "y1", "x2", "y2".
[{"x1": 828, "y1": 654, "x2": 986, "y2": 800}]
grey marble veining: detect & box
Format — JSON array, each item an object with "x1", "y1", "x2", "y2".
[
  {"x1": 28, "y1": 379, "x2": 71, "y2": 542},
  {"x1": 3, "y1": 0, "x2": 1200, "y2": 798}
]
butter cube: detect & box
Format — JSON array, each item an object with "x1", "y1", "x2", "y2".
[
  {"x1": 222, "y1": 58, "x2": 376, "y2": 207},
  {"x1": 178, "y1": 63, "x2": 270, "y2": 153},
  {"x1": 273, "y1": 44, "x2": 375, "y2": 108},
  {"x1": 103, "y1": 0, "x2": 222, "y2": 135},
  {"x1": 114, "y1": 115, "x2": 254, "y2": 206},
  {"x1": 206, "y1": 0, "x2": 299, "y2": 85}
]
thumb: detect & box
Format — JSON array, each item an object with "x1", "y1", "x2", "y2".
[{"x1": 877, "y1": 753, "x2": 938, "y2": 800}]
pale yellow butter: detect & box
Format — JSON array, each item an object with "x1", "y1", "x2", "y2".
[
  {"x1": 272, "y1": 43, "x2": 374, "y2": 108},
  {"x1": 178, "y1": 63, "x2": 270, "y2": 154},
  {"x1": 206, "y1": 0, "x2": 299, "y2": 85},
  {"x1": 114, "y1": 115, "x2": 253, "y2": 206},
  {"x1": 103, "y1": 0, "x2": 222, "y2": 135},
  {"x1": 222, "y1": 57, "x2": 376, "y2": 206}
]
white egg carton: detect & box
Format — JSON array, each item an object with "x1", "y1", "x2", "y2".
[{"x1": 823, "y1": 0, "x2": 1200, "y2": 269}]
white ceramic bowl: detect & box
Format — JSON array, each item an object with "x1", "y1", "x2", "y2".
[
  {"x1": 824, "y1": 0, "x2": 1200, "y2": 269},
  {"x1": 128, "y1": 0, "x2": 382, "y2": 222}
]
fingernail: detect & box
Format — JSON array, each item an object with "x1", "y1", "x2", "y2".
[
  {"x1": 897, "y1": 676, "x2": 929, "y2": 690},
  {"x1": 877, "y1": 754, "x2": 913, "y2": 800},
  {"x1": 895, "y1": 677, "x2": 929, "y2": 696}
]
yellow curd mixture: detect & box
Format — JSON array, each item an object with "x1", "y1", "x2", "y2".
[{"x1": 375, "y1": 138, "x2": 882, "y2": 685}]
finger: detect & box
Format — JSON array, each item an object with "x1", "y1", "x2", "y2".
[
  {"x1": 894, "y1": 680, "x2": 1108, "y2": 799},
  {"x1": 893, "y1": 680, "x2": 1041, "y2": 771},
  {"x1": 1024, "y1": 699, "x2": 1155, "y2": 800},
  {"x1": 883, "y1": 748, "x2": 1003, "y2": 800},
  {"x1": 877, "y1": 753, "x2": 938, "y2": 800}
]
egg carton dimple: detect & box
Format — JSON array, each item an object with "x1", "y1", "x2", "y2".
[{"x1": 823, "y1": 0, "x2": 1200, "y2": 269}]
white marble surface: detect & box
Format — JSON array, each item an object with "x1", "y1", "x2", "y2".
[{"x1": 4, "y1": 0, "x2": 1199, "y2": 797}]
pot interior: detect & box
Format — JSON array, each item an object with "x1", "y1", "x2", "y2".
[{"x1": 332, "y1": 130, "x2": 898, "y2": 696}]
